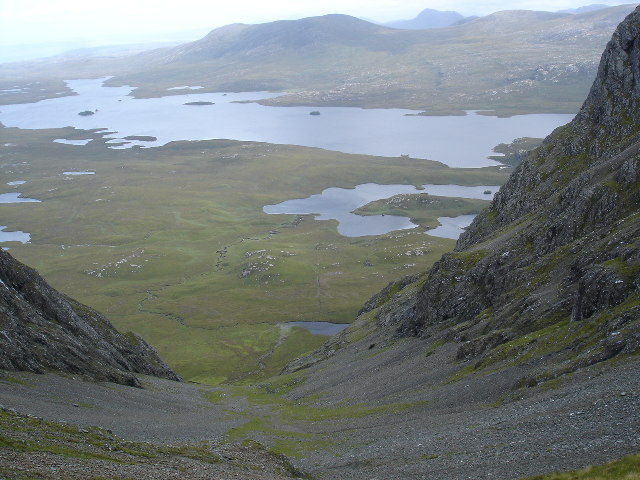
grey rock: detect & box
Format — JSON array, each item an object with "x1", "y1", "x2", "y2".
[{"x1": 0, "y1": 249, "x2": 181, "y2": 387}]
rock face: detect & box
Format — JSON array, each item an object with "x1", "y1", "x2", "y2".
[
  {"x1": 0, "y1": 249, "x2": 181, "y2": 387},
  {"x1": 400, "y1": 5, "x2": 640, "y2": 383}
]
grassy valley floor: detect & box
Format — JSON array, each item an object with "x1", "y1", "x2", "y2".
[{"x1": 0, "y1": 126, "x2": 507, "y2": 384}]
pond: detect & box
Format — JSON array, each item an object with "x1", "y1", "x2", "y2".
[
  {"x1": 428, "y1": 215, "x2": 478, "y2": 239},
  {"x1": 282, "y1": 321, "x2": 350, "y2": 336},
  {"x1": 0, "y1": 226, "x2": 31, "y2": 244},
  {"x1": 264, "y1": 183, "x2": 499, "y2": 238},
  {"x1": 0, "y1": 192, "x2": 41, "y2": 203},
  {"x1": 0, "y1": 77, "x2": 574, "y2": 168}
]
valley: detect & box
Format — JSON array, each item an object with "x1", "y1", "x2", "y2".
[
  {"x1": 0, "y1": 125, "x2": 506, "y2": 384},
  {"x1": 0, "y1": 3, "x2": 639, "y2": 479}
]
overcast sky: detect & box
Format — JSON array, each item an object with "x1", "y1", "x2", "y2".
[{"x1": 0, "y1": 0, "x2": 636, "y2": 48}]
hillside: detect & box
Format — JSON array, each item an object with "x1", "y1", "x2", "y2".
[
  {"x1": 0, "y1": 6, "x2": 639, "y2": 480},
  {"x1": 384, "y1": 8, "x2": 467, "y2": 30},
  {"x1": 0, "y1": 249, "x2": 180, "y2": 387},
  {"x1": 290, "y1": 2, "x2": 640, "y2": 393},
  {"x1": 274, "y1": 4, "x2": 640, "y2": 476},
  {"x1": 108, "y1": 4, "x2": 637, "y2": 114}
]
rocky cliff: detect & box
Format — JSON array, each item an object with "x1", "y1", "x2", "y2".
[
  {"x1": 0, "y1": 249, "x2": 181, "y2": 387},
  {"x1": 396, "y1": 5, "x2": 640, "y2": 384},
  {"x1": 288, "y1": 6, "x2": 640, "y2": 387}
]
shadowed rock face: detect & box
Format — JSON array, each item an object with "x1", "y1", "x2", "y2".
[
  {"x1": 403, "y1": 6, "x2": 640, "y2": 382},
  {"x1": 0, "y1": 249, "x2": 181, "y2": 387}
]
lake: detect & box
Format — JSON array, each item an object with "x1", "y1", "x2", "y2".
[
  {"x1": 0, "y1": 77, "x2": 574, "y2": 168},
  {"x1": 0, "y1": 226, "x2": 30, "y2": 244},
  {"x1": 264, "y1": 183, "x2": 499, "y2": 237}
]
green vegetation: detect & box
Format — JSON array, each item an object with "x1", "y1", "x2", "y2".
[
  {"x1": 0, "y1": 127, "x2": 508, "y2": 384},
  {"x1": 0, "y1": 407, "x2": 317, "y2": 479},
  {"x1": 524, "y1": 453, "x2": 640, "y2": 480},
  {"x1": 0, "y1": 408, "x2": 221, "y2": 466},
  {"x1": 213, "y1": 373, "x2": 426, "y2": 459},
  {"x1": 354, "y1": 194, "x2": 490, "y2": 230}
]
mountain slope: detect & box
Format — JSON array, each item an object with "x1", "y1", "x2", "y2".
[
  {"x1": 0, "y1": 249, "x2": 180, "y2": 386},
  {"x1": 288, "y1": 5, "x2": 640, "y2": 383},
  {"x1": 385, "y1": 9, "x2": 465, "y2": 30},
  {"x1": 277, "y1": 6, "x2": 640, "y2": 475}
]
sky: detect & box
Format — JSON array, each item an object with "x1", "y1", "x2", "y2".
[{"x1": 0, "y1": 0, "x2": 635, "y2": 50}]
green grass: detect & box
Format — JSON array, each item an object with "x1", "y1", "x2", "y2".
[
  {"x1": 0, "y1": 127, "x2": 508, "y2": 383},
  {"x1": 354, "y1": 194, "x2": 491, "y2": 230},
  {"x1": 523, "y1": 453, "x2": 640, "y2": 480}
]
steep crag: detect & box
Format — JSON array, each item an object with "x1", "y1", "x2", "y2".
[
  {"x1": 403, "y1": 6, "x2": 640, "y2": 385},
  {"x1": 0, "y1": 249, "x2": 180, "y2": 387}
]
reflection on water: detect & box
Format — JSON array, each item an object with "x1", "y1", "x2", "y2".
[
  {"x1": 0, "y1": 77, "x2": 574, "y2": 167},
  {"x1": 264, "y1": 183, "x2": 499, "y2": 238}
]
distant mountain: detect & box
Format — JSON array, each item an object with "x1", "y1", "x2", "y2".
[
  {"x1": 384, "y1": 8, "x2": 466, "y2": 30},
  {"x1": 4, "y1": 5, "x2": 637, "y2": 115},
  {"x1": 114, "y1": 5, "x2": 636, "y2": 114},
  {"x1": 0, "y1": 249, "x2": 181, "y2": 386},
  {"x1": 163, "y1": 14, "x2": 405, "y2": 62},
  {"x1": 559, "y1": 4, "x2": 610, "y2": 14}
]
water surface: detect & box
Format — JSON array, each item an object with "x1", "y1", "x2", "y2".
[
  {"x1": 54, "y1": 139, "x2": 92, "y2": 146},
  {"x1": 264, "y1": 183, "x2": 498, "y2": 237},
  {"x1": 282, "y1": 321, "x2": 350, "y2": 336},
  {"x1": 0, "y1": 192, "x2": 41, "y2": 203},
  {"x1": 427, "y1": 215, "x2": 477, "y2": 239},
  {"x1": 0, "y1": 226, "x2": 30, "y2": 244},
  {"x1": 0, "y1": 78, "x2": 574, "y2": 168}
]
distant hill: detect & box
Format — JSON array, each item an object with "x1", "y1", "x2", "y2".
[
  {"x1": 384, "y1": 8, "x2": 466, "y2": 30},
  {"x1": 113, "y1": 5, "x2": 637, "y2": 115},
  {"x1": 2, "y1": 5, "x2": 637, "y2": 115},
  {"x1": 559, "y1": 4, "x2": 610, "y2": 14}
]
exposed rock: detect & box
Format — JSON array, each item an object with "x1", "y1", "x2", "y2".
[
  {"x1": 402, "y1": 6, "x2": 640, "y2": 381},
  {"x1": 0, "y1": 249, "x2": 181, "y2": 387}
]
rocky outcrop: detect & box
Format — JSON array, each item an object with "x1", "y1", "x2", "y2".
[
  {"x1": 0, "y1": 249, "x2": 181, "y2": 387},
  {"x1": 401, "y1": 6, "x2": 640, "y2": 382}
]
